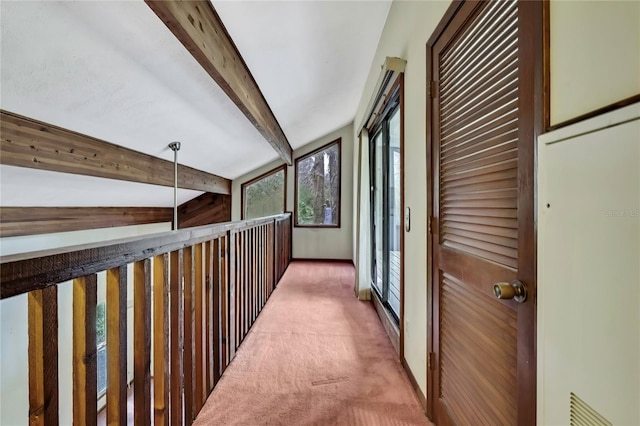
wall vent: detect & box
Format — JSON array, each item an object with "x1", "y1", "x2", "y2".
[{"x1": 570, "y1": 392, "x2": 612, "y2": 426}]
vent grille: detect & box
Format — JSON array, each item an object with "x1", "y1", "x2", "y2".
[{"x1": 570, "y1": 393, "x2": 612, "y2": 426}]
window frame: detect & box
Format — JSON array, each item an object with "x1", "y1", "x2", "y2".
[
  {"x1": 294, "y1": 138, "x2": 342, "y2": 228},
  {"x1": 369, "y1": 84, "x2": 401, "y2": 323},
  {"x1": 240, "y1": 164, "x2": 287, "y2": 220}
]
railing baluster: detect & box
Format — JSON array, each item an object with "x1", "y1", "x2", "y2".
[
  {"x1": 220, "y1": 235, "x2": 229, "y2": 371},
  {"x1": 244, "y1": 230, "x2": 249, "y2": 336},
  {"x1": 274, "y1": 221, "x2": 278, "y2": 281},
  {"x1": 258, "y1": 226, "x2": 262, "y2": 312},
  {"x1": 106, "y1": 266, "x2": 127, "y2": 426},
  {"x1": 261, "y1": 226, "x2": 264, "y2": 306},
  {"x1": 239, "y1": 231, "x2": 243, "y2": 341},
  {"x1": 239, "y1": 231, "x2": 244, "y2": 341},
  {"x1": 170, "y1": 250, "x2": 184, "y2": 425},
  {"x1": 228, "y1": 231, "x2": 236, "y2": 360},
  {"x1": 262, "y1": 225, "x2": 266, "y2": 301},
  {"x1": 212, "y1": 238, "x2": 221, "y2": 386},
  {"x1": 153, "y1": 254, "x2": 170, "y2": 426},
  {"x1": 242, "y1": 230, "x2": 248, "y2": 339},
  {"x1": 28, "y1": 285, "x2": 58, "y2": 426},
  {"x1": 134, "y1": 259, "x2": 151, "y2": 426},
  {"x1": 253, "y1": 228, "x2": 257, "y2": 320},
  {"x1": 194, "y1": 243, "x2": 203, "y2": 415},
  {"x1": 193, "y1": 244, "x2": 205, "y2": 419},
  {"x1": 248, "y1": 229, "x2": 252, "y2": 325},
  {"x1": 204, "y1": 240, "x2": 212, "y2": 395},
  {"x1": 183, "y1": 246, "x2": 194, "y2": 424},
  {"x1": 73, "y1": 274, "x2": 98, "y2": 426},
  {"x1": 236, "y1": 233, "x2": 241, "y2": 345}
]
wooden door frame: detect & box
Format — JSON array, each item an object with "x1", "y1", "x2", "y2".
[{"x1": 425, "y1": 0, "x2": 549, "y2": 422}]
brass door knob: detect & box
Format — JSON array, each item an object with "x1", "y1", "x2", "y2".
[{"x1": 493, "y1": 280, "x2": 527, "y2": 303}]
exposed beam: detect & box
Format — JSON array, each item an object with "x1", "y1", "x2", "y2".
[
  {"x1": 178, "y1": 193, "x2": 231, "y2": 229},
  {"x1": 146, "y1": 0, "x2": 293, "y2": 165},
  {"x1": 0, "y1": 207, "x2": 173, "y2": 238},
  {"x1": 0, "y1": 110, "x2": 231, "y2": 194}
]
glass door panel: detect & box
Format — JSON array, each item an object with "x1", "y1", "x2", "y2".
[
  {"x1": 372, "y1": 132, "x2": 385, "y2": 296},
  {"x1": 387, "y1": 109, "x2": 401, "y2": 316}
]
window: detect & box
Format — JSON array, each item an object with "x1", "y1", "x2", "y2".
[
  {"x1": 370, "y1": 87, "x2": 401, "y2": 320},
  {"x1": 241, "y1": 165, "x2": 287, "y2": 220},
  {"x1": 96, "y1": 301, "x2": 107, "y2": 397},
  {"x1": 294, "y1": 139, "x2": 341, "y2": 227}
]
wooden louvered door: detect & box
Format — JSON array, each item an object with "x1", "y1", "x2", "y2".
[{"x1": 428, "y1": 0, "x2": 542, "y2": 425}]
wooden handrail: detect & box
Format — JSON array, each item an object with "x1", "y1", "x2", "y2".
[
  {"x1": 1, "y1": 214, "x2": 289, "y2": 299},
  {"x1": 1, "y1": 212, "x2": 292, "y2": 426}
]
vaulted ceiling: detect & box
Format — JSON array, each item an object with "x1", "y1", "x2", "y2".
[{"x1": 0, "y1": 0, "x2": 390, "y2": 208}]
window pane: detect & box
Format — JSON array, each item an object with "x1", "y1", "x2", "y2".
[
  {"x1": 388, "y1": 108, "x2": 401, "y2": 316},
  {"x1": 373, "y1": 132, "x2": 384, "y2": 295},
  {"x1": 244, "y1": 169, "x2": 285, "y2": 220},
  {"x1": 96, "y1": 302, "x2": 107, "y2": 397},
  {"x1": 96, "y1": 302, "x2": 106, "y2": 345},
  {"x1": 97, "y1": 345, "x2": 107, "y2": 396},
  {"x1": 295, "y1": 141, "x2": 340, "y2": 226}
]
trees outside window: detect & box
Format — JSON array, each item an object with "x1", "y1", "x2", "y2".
[
  {"x1": 295, "y1": 139, "x2": 341, "y2": 227},
  {"x1": 242, "y1": 165, "x2": 286, "y2": 220},
  {"x1": 96, "y1": 302, "x2": 107, "y2": 397}
]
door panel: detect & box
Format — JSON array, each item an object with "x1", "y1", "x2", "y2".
[
  {"x1": 430, "y1": 0, "x2": 540, "y2": 424},
  {"x1": 372, "y1": 132, "x2": 384, "y2": 295}
]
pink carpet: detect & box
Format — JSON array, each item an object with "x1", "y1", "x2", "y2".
[{"x1": 194, "y1": 261, "x2": 431, "y2": 425}]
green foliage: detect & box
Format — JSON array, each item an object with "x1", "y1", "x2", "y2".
[
  {"x1": 245, "y1": 170, "x2": 285, "y2": 219},
  {"x1": 297, "y1": 187, "x2": 315, "y2": 224},
  {"x1": 296, "y1": 143, "x2": 339, "y2": 225},
  {"x1": 96, "y1": 302, "x2": 106, "y2": 345}
]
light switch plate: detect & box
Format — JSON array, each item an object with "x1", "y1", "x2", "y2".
[{"x1": 405, "y1": 207, "x2": 411, "y2": 232}]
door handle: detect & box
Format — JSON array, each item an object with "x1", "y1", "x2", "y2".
[{"x1": 493, "y1": 280, "x2": 527, "y2": 303}]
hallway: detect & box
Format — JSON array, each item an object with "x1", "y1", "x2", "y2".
[{"x1": 194, "y1": 261, "x2": 430, "y2": 425}]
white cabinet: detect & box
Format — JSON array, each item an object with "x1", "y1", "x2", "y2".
[{"x1": 538, "y1": 103, "x2": 640, "y2": 425}]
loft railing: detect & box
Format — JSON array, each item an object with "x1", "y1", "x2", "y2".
[{"x1": 0, "y1": 213, "x2": 292, "y2": 426}]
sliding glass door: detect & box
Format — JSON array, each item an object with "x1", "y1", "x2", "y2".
[{"x1": 370, "y1": 100, "x2": 401, "y2": 320}]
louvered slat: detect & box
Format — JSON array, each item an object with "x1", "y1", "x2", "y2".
[
  {"x1": 442, "y1": 226, "x2": 518, "y2": 248},
  {"x1": 439, "y1": 0, "x2": 519, "y2": 269},
  {"x1": 442, "y1": 146, "x2": 517, "y2": 176},
  {"x1": 440, "y1": 272, "x2": 517, "y2": 425},
  {"x1": 440, "y1": 77, "x2": 518, "y2": 137},
  {"x1": 440, "y1": 36, "x2": 518, "y2": 115},
  {"x1": 441, "y1": 125, "x2": 517, "y2": 162},
  {"x1": 440, "y1": 0, "x2": 514, "y2": 76}
]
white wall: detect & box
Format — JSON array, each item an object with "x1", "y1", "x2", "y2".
[
  {"x1": 353, "y1": 0, "x2": 451, "y2": 398},
  {"x1": 550, "y1": 0, "x2": 640, "y2": 125},
  {"x1": 231, "y1": 123, "x2": 354, "y2": 260},
  {"x1": 0, "y1": 222, "x2": 171, "y2": 425}
]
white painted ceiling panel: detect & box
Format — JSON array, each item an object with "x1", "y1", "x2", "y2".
[{"x1": 0, "y1": 165, "x2": 203, "y2": 207}]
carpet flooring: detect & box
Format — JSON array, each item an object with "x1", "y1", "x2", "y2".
[{"x1": 194, "y1": 261, "x2": 432, "y2": 426}]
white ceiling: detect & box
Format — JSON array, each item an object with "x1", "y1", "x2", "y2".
[
  {"x1": 0, "y1": 0, "x2": 390, "y2": 207},
  {"x1": 213, "y1": 0, "x2": 391, "y2": 149},
  {"x1": 0, "y1": 165, "x2": 203, "y2": 207}
]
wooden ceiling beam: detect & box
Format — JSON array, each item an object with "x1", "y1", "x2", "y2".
[
  {"x1": 0, "y1": 207, "x2": 173, "y2": 238},
  {"x1": 178, "y1": 192, "x2": 230, "y2": 229},
  {"x1": 146, "y1": 0, "x2": 293, "y2": 165},
  {"x1": 0, "y1": 110, "x2": 231, "y2": 194}
]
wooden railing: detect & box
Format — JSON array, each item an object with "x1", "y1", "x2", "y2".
[{"x1": 0, "y1": 213, "x2": 292, "y2": 426}]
